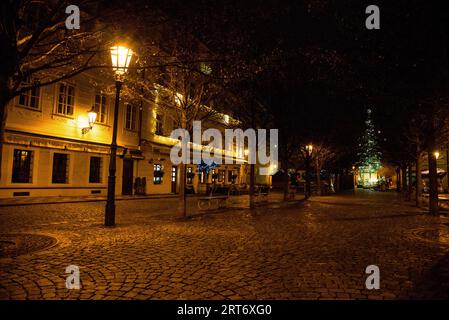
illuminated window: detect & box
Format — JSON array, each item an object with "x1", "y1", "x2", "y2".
[
  {"x1": 12, "y1": 149, "x2": 33, "y2": 183},
  {"x1": 200, "y1": 62, "x2": 212, "y2": 75},
  {"x1": 200, "y1": 171, "x2": 206, "y2": 183},
  {"x1": 57, "y1": 83, "x2": 75, "y2": 116},
  {"x1": 153, "y1": 164, "x2": 163, "y2": 184},
  {"x1": 219, "y1": 170, "x2": 225, "y2": 183},
  {"x1": 171, "y1": 167, "x2": 176, "y2": 182},
  {"x1": 187, "y1": 167, "x2": 193, "y2": 184},
  {"x1": 94, "y1": 94, "x2": 107, "y2": 123}
]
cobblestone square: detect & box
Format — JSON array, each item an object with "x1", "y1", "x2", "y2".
[{"x1": 1, "y1": 191, "x2": 449, "y2": 300}]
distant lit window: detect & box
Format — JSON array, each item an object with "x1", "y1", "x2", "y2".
[
  {"x1": 228, "y1": 170, "x2": 234, "y2": 183},
  {"x1": 56, "y1": 83, "x2": 75, "y2": 116},
  {"x1": 12, "y1": 149, "x2": 33, "y2": 183},
  {"x1": 18, "y1": 79, "x2": 40, "y2": 109},
  {"x1": 153, "y1": 164, "x2": 163, "y2": 184},
  {"x1": 187, "y1": 167, "x2": 193, "y2": 184},
  {"x1": 125, "y1": 104, "x2": 138, "y2": 130},
  {"x1": 171, "y1": 166, "x2": 176, "y2": 182},
  {"x1": 200, "y1": 62, "x2": 212, "y2": 75},
  {"x1": 94, "y1": 94, "x2": 107, "y2": 123}
]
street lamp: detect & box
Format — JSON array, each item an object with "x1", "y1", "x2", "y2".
[
  {"x1": 306, "y1": 144, "x2": 313, "y2": 154},
  {"x1": 305, "y1": 143, "x2": 313, "y2": 199},
  {"x1": 434, "y1": 151, "x2": 440, "y2": 160},
  {"x1": 81, "y1": 106, "x2": 98, "y2": 134},
  {"x1": 105, "y1": 44, "x2": 133, "y2": 227}
]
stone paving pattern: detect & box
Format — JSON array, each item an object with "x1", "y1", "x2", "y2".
[{"x1": 1, "y1": 191, "x2": 449, "y2": 300}]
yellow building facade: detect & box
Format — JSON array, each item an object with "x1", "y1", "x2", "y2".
[{"x1": 0, "y1": 72, "x2": 257, "y2": 198}]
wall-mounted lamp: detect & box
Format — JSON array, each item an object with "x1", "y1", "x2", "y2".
[{"x1": 81, "y1": 106, "x2": 97, "y2": 134}]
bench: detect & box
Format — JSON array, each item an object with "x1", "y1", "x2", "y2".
[
  {"x1": 254, "y1": 185, "x2": 270, "y2": 202},
  {"x1": 197, "y1": 187, "x2": 230, "y2": 210},
  {"x1": 287, "y1": 187, "x2": 296, "y2": 200}
]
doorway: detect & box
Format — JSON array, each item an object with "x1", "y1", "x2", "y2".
[{"x1": 122, "y1": 159, "x2": 134, "y2": 195}]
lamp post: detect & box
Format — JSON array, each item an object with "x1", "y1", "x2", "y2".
[
  {"x1": 305, "y1": 144, "x2": 313, "y2": 199},
  {"x1": 105, "y1": 45, "x2": 133, "y2": 227}
]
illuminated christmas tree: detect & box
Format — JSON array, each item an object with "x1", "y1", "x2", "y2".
[{"x1": 357, "y1": 109, "x2": 382, "y2": 187}]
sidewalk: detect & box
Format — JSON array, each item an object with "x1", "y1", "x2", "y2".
[
  {"x1": 0, "y1": 193, "x2": 179, "y2": 207},
  {"x1": 0, "y1": 191, "x2": 303, "y2": 207}
]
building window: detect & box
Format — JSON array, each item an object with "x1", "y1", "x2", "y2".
[
  {"x1": 187, "y1": 167, "x2": 193, "y2": 184},
  {"x1": 155, "y1": 113, "x2": 164, "y2": 135},
  {"x1": 200, "y1": 171, "x2": 208, "y2": 183},
  {"x1": 56, "y1": 83, "x2": 75, "y2": 116},
  {"x1": 171, "y1": 167, "x2": 176, "y2": 182},
  {"x1": 200, "y1": 62, "x2": 212, "y2": 75},
  {"x1": 125, "y1": 104, "x2": 138, "y2": 130},
  {"x1": 153, "y1": 164, "x2": 163, "y2": 184},
  {"x1": 52, "y1": 153, "x2": 69, "y2": 183},
  {"x1": 219, "y1": 170, "x2": 225, "y2": 183},
  {"x1": 89, "y1": 156, "x2": 102, "y2": 183},
  {"x1": 211, "y1": 169, "x2": 217, "y2": 183},
  {"x1": 94, "y1": 94, "x2": 107, "y2": 123},
  {"x1": 12, "y1": 149, "x2": 33, "y2": 183},
  {"x1": 18, "y1": 79, "x2": 40, "y2": 109},
  {"x1": 228, "y1": 170, "x2": 234, "y2": 183}
]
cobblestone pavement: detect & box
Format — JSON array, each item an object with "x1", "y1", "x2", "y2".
[{"x1": 1, "y1": 190, "x2": 449, "y2": 300}]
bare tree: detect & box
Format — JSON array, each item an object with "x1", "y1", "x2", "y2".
[{"x1": 0, "y1": 0, "x2": 113, "y2": 177}]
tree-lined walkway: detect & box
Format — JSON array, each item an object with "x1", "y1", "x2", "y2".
[{"x1": 1, "y1": 190, "x2": 448, "y2": 300}]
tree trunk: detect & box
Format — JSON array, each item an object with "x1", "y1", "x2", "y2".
[
  {"x1": 0, "y1": 81, "x2": 10, "y2": 180},
  {"x1": 305, "y1": 155, "x2": 311, "y2": 199},
  {"x1": 401, "y1": 164, "x2": 408, "y2": 200},
  {"x1": 415, "y1": 153, "x2": 422, "y2": 207},
  {"x1": 428, "y1": 150, "x2": 439, "y2": 215},
  {"x1": 178, "y1": 163, "x2": 186, "y2": 217},
  {"x1": 178, "y1": 114, "x2": 187, "y2": 218},
  {"x1": 396, "y1": 167, "x2": 401, "y2": 192},
  {"x1": 407, "y1": 164, "x2": 413, "y2": 201},
  {"x1": 283, "y1": 167, "x2": 289, "y2": 201},
  {"x1": 315, "y1": 157, "x2": 321, "y2": 196},
  {"x1": 249, "y1": 163, "x2": 255, "y2": 209}
]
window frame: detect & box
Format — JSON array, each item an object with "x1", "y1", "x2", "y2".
[
  {"x1": 187, "y1": 167, "x2": 193, "y2": 184},
  {"x1": 17, "y1": 79, "x2": 41, "y2": 111},
  {"x1": 153, "y1": 163, "x2": 163, "y2": 184},
  {"x1": 11, "y1": 149, "x2": 33, "y2": 183},
  {"x1": 94, "y1": 93, "x2": 108, "y2": 124},
  {"x1": 89, "y1": 156, "x2": 102, "y2": 183},
  {"x1": 52, "y1": 153, "x2": 69, "y2": 184},
  {"x1": 55, "y1": 82, "x2": 75, "y2": 117},
  {"x1": 125, "y1": 103, "x2": 138, "y2": 131},
  {"x1": 155, "y1": 113, "x2": 164, "y2": 135}
]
